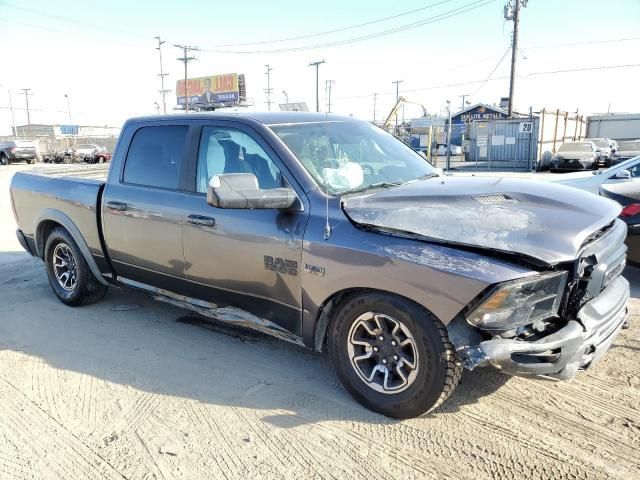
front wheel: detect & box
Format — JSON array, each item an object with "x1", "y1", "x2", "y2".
[
  {"x1": 328, "y1": 293, "x2": 462, "y2": 419},
  {"x1": 44, "y1": 227, "x2": 108, "y2": 306}
]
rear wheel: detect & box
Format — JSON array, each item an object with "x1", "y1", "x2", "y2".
[
  {"x1": 44, "y1": 227, "x2": 108, "y2": 306},
  {"x1": 0, "y1": 153, "x2": 8, "y2": 165},
  {"x1": 328, "y1": 293, "x2": 462, "y2": 419}
]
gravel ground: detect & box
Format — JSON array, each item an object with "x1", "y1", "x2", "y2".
[{"x1": 0, "y1": 163, "x2": 639, "y2": 479}]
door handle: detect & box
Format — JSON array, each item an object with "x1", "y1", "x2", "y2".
[
  {"x1": 106, "y1": 201, "x2": 128, "y2": 211},
  {"x1": 188, "y1": 214, "x2": 215, "y2": 227}
]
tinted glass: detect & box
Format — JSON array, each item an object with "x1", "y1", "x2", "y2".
[
  {"x1": 124, "y1": 125, "x2": 188, "y2": 189},
  {"x1": 270, "y1": 121, "x2": 435, "y2": 194},
  {"x1": 196, "y1": 127, "x2": 286, "y2": 193}
]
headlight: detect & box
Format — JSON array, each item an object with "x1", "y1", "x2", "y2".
[{"x1": 466, "y1": 271, "x2": 567, "y2": 331}]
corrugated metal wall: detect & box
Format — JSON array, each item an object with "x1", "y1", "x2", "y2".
[{"x1": 467, "y1": 118, "x2": 539, "y2": 169}]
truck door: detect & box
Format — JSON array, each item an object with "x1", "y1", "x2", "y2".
[
  {"x1": 180, "y1": 123, "x2": 309, "y2": 335},
  {"x1": 102, "y1": 124, "x2": 192, "y2": 288}
]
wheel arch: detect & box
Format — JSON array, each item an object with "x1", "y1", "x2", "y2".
[
  {"x1": 34, "y1": 209, "x2": 109, "y2": 286},
  {"x1": 312, "y1": 287, "x2": 445, "y2": 352}
]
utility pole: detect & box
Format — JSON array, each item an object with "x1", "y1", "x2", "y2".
[
  {"x1": 446, "y1": 99, "x2": 452, "y2": 171},
  {"x1": 505, "y1": 0, "x2": 527, "y2": 117},
  {"x1": 373, "y1": 92, "x2": 378, "y2": 123},
  {"x1": 19, "y1": 88, "x2": 32, "y2": 137},
  {"x1": 392, "y1": 80, "x2": 404, "y2": 131},
  {"x1": 264, "y1": 64, "x2": 273, "y2": 111},
  {"x1": 155, "y1": 36, "x2": 170, "y2": 114},
  {"x1": 308, "y1": 60, "x2": 326, "y2": 112},
  {"x1": 325, "y1": 80, "x2": 335, "y2": 113},
  {"x1": 174, "y1": 44, "x2": 198, "y2": 112},
  {"x1": 459, "y1": 94, "x2": 470, "y2": 111}
]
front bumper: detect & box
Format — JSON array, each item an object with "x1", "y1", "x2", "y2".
[
  {"x1": 464, "y1": 275, "x2": 629, "y2": 380},
  {"x1": 552, "y1": 160, "x2": 595, "y2": 170}
]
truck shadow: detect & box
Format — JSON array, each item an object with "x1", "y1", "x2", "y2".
[{"x1": 0, "y1": 251, "x2": 551, "y2": 427}]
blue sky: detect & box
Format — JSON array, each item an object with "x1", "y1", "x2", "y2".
[{"x1": 0, "y1": 0, "x2": 639, "y2": 132}]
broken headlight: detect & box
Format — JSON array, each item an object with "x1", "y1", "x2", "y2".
[{"x1": 466, "y1": 271, "x2": 567, "y2": 331}]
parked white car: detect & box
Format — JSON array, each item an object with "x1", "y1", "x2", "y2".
[
  {"x1": 552, "y1": 155, "x2": 640, "y2": 194},
  {"x1": 437, "y1": 144, "x2": 462, "y2": 156}
]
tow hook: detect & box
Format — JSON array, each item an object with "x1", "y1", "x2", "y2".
[{"x1": 457, "y1": 345, "x2": 489, "y2": 370}]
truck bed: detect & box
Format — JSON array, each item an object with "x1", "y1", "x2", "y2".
[{"x1": 11, "y1": 171, "x2": 106, "y2": 262}]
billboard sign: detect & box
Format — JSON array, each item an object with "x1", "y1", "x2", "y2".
[{"x1": 176, "y1": 73, "x2": 244, "y2": 107}]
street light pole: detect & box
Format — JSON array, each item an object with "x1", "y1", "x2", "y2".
[
  {"x1": 446, "y1": 99, "x2": 452, "y2": 172},
  {"x1": 459, "y1": 94, "x2": 469, "y2": 111},
  {"x1": 308, "y1": 60, "x2": 326, "y2": 112},
  {"x1": 0, "y1": 85, "x2": 16, "y2": 136},
  {"x1": 282, "y1": 90, "x2": 289, "y2": 105},
  {"x1": 373, "y1": 92, "x2": 377, "y2": 123},
  {"x1": 64, "y1": 94, "x2": 72, "y2": 124}
]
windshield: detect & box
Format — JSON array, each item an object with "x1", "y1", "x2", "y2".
[
  {"x1": 619, "y1": 141, "x2": 640, "y2": 152},
  {"x1": 591, "y1": 139, "x2": 610, "y2": 148},
  {"x1": 270, "y1": 121, "x2": 436, "y2": 194},
  {"x1": 558, "y1": 142, "x2": 592, "y2": 153}
]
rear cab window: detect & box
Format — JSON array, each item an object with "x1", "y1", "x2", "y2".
[{"x1": 123, "y1": 125, "x2": 188, "y2": 189}]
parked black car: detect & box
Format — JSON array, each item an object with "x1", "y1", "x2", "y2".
[{"x1": 0, "y1": 140, "x2": 37, "y2": 165}]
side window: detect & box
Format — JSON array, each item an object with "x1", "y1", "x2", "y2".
[
  {"x1": 123, "y1": 125, "x2": 188, "y2": 189},
  {"x1": 196, "y1": 127, "x2": 286, "y2": 193}
]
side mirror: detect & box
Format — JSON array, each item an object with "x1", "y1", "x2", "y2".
[
  {"x1": 614, "y1": 170, "x2": 632, "y2": 180},
  {"x1": 207, "y1": 173, "x2": 297, "y2": 209}
]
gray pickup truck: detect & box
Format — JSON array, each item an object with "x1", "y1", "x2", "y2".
[{"x1": 10, "y1": 113, "x2": 630, "y2": 418}]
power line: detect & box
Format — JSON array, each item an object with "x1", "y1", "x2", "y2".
[
  {"x1": 0, "y1": 1, "x2": 149, "y2": 39},
  {"x1": 199, "y1": 0, "x2": 496, "y2": 54},
  {"x1": 332, "y1": 63, "x2": 640, "y2": 101},
  {"x1": 525, "y1": 35, "x2": 640, "y2": 50},
  {"x1": 472, "y1": 46, "x2": 511, "y2": 96},
  {"x1": 204, "y1": 0, "x2": 457, "y2": 48}
]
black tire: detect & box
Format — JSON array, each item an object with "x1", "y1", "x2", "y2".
[
  {"x1": 0, "y1": 153, "x2": 9, "y2": 165},
  {"x1": 328, "y1": 293, "x2": 462, "y2": 419},
  {"x1": 44, "y1": 227, "x2": 108, "y2": 306}
]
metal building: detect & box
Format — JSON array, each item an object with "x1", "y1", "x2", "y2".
[
  {"x1": 587, "y1": 113, "x2": 640, "y2": 141},
  {"x1": 449, "y1": 103, "x2": 509, "y2": 146}
]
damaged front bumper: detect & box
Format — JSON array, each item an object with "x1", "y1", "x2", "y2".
[{"x1": 461, "y1": 275, "x2": 629, "y2": 380}]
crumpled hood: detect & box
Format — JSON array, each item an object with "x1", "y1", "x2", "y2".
[{"x1": 342, "y1": 176, "x2": 622, "y2": 264}]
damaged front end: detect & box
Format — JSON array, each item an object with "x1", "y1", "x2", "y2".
[{"x1": 452, "y1": 219, "x2": 630, "y2": 380}]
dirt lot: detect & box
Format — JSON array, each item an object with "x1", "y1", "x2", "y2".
[{"x1": 1, "y1": 163, "x2": 639, "y2": 479}]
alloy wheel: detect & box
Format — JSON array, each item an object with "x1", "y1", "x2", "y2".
[
  {"x1": 52, "y1": 243, "x2": 77, "y2": 291},
  {"x1": 347, "y1": 311, "x2": 419, "y2": 394}
]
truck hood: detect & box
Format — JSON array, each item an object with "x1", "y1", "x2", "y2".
[{"x1": 342, "y1": 176, "x2": 621, "y2": 264}]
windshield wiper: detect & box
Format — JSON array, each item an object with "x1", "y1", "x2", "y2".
[{"x1": 345, "y1": 181, "x2": 404, "y2": 195}]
